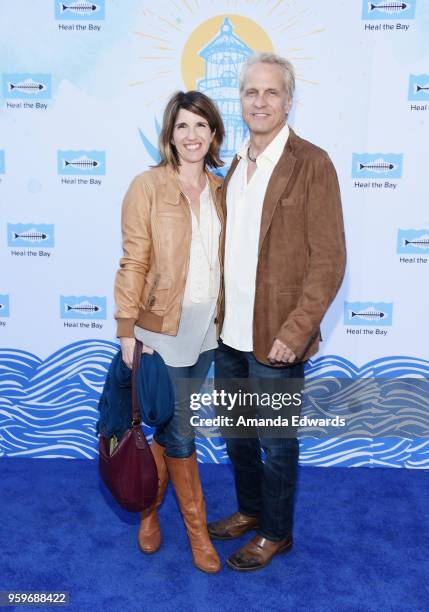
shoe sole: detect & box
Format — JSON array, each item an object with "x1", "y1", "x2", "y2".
[
  {"x1": 193, "y1": 563, "x2": 222, "y2": 574},
  {"x1": 208, "y1": 525, "x2": 260, "y2": 541},
  {"x1": 139, "y1": 545, "x2": 160, "y2": 554},
  {"x1": 138, "y1": 540, "x2": 161, "y2": 554},
  {"x1": 226, "y1": 541, "x2": 293, "y2": 572}
]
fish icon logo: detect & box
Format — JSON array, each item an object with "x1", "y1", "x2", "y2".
[
  {"x1": 9, "y1": 80, "x2": 45, "y2": 93},
  {"x1": 0, "y1": 150, "x2": 5, "y2": 174},
  {"x1": 2, "y1": 74, "x2": 52, "y2": 100},
  {"x1": 7, "y1": 224, "x2": 55, "y2": 248},
  {"x1": 60, "y1": 296, "x2": 106, "y2": 320},
  {"x1": 397, "y1": 229, "x2": 429, "y2": 254},
  {"x1": 57, "y1": 151, "x2": 106, "y2": 175},
  {"x1": 351, "y1": 153, "x2": 403, "y2": 179},
  {"x1": 0, "y1": 295, "x2": 10, "y2": 318},
  {"x1": 362, "y1": 0, "x2": 416, "y2": 19},
  {"x1": 408, "y1": 75, "x2": 429, "y2": 101},
  {"x1": 344, "y1": 302, "x2": 393, "y2": 326},
  {"x1": 55, "y1": 0, "x2": 105, "y2": 20}
]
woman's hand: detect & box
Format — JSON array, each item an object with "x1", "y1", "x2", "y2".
[{"x1": 120, "y1": 337, "x2": 154, "y2": 369}]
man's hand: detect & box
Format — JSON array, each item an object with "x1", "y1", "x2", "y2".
[
  {"x1": 119, "y1": 337, "x2": 154, "y2": 369},
  {"x1": 267, "y1": 338, "x2": 296, "y2": 365}
]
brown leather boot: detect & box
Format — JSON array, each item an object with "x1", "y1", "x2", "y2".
[
  {"x1": 138, "y1": 439, "x2": 168, "y2": 554},
  {"x1": 165, "y1": 453, "x2": 221, "y2": 573}
]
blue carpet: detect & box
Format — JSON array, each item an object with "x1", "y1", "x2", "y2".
[{"x1": 1, "y1": 459, "x2": 428, "y2": 612}]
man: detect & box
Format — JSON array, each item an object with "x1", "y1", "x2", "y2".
[{"x1": 209, "y1": 53, "x2": 346, "y2": 571}]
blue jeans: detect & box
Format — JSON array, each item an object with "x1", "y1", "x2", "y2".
[
  {"x1": 154, "y1": 349, "x2": 215, "y2": 458},
  {"x1": 215, "y1": 340, "x2": 305, "y2": 541}
]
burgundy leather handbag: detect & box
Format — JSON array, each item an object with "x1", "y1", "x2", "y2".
[{"x1": 98, "y1": 340, "x2": 158, "y2": 512}]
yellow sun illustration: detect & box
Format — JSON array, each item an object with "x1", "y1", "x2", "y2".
[{"x1": 132, "y1": 0, "x2": 322, "y2": 106}]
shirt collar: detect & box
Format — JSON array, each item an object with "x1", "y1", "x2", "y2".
[{"x1": 237, "y1": 123, "x2": 289, "y2": 165}]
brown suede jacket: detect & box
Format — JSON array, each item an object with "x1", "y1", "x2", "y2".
[
  {"x1": 114, "y1": 164, "x2": 223, "y2": 338},
  {"x1": 216, "y1": 127, "x2": 346, "y2": 365}
]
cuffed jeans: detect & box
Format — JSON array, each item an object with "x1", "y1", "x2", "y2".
[
  {"x1": 154, "y1": 349, "x2": 215, "y2": 459},
  {"x1": 215, "y1": 340, "x2": 305, "y2": 541}
]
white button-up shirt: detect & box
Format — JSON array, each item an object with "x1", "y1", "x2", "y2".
[{"x1": 221, "y1": 123, "x2": 290, "y2": 352}]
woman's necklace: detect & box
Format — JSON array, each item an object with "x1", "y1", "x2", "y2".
[{"x1": 179, "y1": 175, "x2": 205, "y2": 220}]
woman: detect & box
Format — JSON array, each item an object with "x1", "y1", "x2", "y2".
[{"x1": 114, "y1": 91, "x2": 224, "y2": 573}]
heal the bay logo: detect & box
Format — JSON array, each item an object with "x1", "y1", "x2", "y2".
[
  {"x1": 352, "y1": 153, "x2": 403, "y2": 178},
  {"x1": 397, "y1": 229, "x2": 429, "y2": 253},
  {"x1": 8, "y1": 224, "x2": 55, "y2": 248},
  {"x1": 58, "y1": 151, "x2": 105, "y2": 184},
  {"x1": 2, "y1": 74, "x2": 52, "y2": 100},
  {"x1": 397, "y1": 230, "x2": 429, "y2": 264},
  {"x1": 344, "y1": 302, "x2": 393, "y2": 329},
  {"x1": 0, "y1": 295, "x2": 10, "y2": 319},
  {"x1": 55, "y1": 0, "x2": 105, "y2": 20},
  {"x1": 352, "y1": 153, "x2": 403, "y2": 189},
  {"x1": 408, "y1": 75, "x2": 429, "y2": 110},
  {"x1": 61, "y1": 296, "x2": 106, "y2": 330},
  {"x1": 362, "y1": 1, "x2": 417, "y2": 20},
  {"x1": 58, "y1": 151, "x2": 105, "y2": 175},
  {"x1": 409, "y1": 75, "x2": 429, "y2": 99}
]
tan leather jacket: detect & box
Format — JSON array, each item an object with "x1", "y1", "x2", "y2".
[{"x1": 114, "y1": 164, "x2": 223, "y2": 337}]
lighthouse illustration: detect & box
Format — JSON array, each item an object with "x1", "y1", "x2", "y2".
[
  {"x1": 138, "y1": 17, "x2": 256, "y2": 169},
  {"x1": 197, "y1": 17, "x2": 254, "y2": 165}
]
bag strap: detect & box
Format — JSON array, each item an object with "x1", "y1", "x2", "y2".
[{"x1": 131, "y1": 339, "x2": 143, "y2": 425}]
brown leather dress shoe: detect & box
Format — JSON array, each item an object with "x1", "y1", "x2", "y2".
[
  {"x1": 207, "y1": 511, "x2": 260, "y2": 540},
  {"x1": 227, "y1": 534, "x2": 293, "y2": 572}
]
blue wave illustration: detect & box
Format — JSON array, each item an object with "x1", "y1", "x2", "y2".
[
  {"x1": 299, "y1": 437, "x2": 429, "y2": 469},
  {"x1": 1, "y1": 341, "x2": 428, "y2": 467},
  {"x1": 0, "y1": 341, "x2": 117, "y2": 458},
  {"x1": 300, "y1": 377, "x2": 429, "y2": 438},
  {"x1": 371, "y1": 438, "x2": 429, "y2": 468},
  {"x1": 299, "y1": 438, "x2": 374, "y2": 467}
]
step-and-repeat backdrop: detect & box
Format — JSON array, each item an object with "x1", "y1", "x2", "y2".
[{"x1": 1, "y1": 0, "x2": 428, "y2": 466}]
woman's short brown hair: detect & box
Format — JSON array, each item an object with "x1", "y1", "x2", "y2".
[{"x1": 157, "y1": 91, "x2": 224, "y2": 170}]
